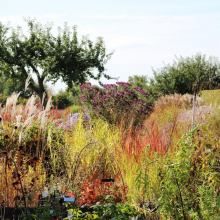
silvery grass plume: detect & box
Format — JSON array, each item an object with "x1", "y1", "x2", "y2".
[
  {"x1": 39, "y1": 111, "x2": 47, "y2": 131},
  {"x1": 25, "y1": 95, "x2": 39, "y2": 118},
  {"x1": 19, "y1": 114, "x2": 36, "y2": 143},
  {"x1": 19, "y1": 105, "x2": 23, "y2": 114},
  {"x1": 16, "y1": 115, "x2": 22, "y2": 128},
  {"x1": 39, "y1": 94, "x2": 52, "y2": 131},
  {"x1": 25, "y1": 74, "x2": 32, "y2": 92},
  {"x1": 18, "y1": 94, "x2": 52, "y2": 143},
  {"x1": 45, "y1": 95, "x2": 52, "y2": 112},
  {"x1": 6, "y1": 92, "x2": 21, "y2": 109},
  {"x1": 155, "y1": 93, "x2": 204, "y2": 110},
  {"x1": 6, "y1": 92, "x2": 21, "y2": 120},
  {"x1": 181, "y1": 93, "x2": 204, "y2": 108}
]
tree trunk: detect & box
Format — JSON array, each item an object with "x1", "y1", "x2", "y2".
[{"x1": 37, "y1": 77, "x2": 45, "y2": 109}]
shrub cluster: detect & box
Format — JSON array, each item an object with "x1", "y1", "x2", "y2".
[
  {"x1": 52, "y1": 90, "x2": 81, "y2": 109},
  {"x1": 79, "y1": 82, "x2": 153, "y2": 127},
  {"x1": 52, "y1": 91, "x2": 73, "y2": 109}
]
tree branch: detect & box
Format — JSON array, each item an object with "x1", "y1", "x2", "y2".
[{"x1": 27, "y1": 61, "x2": 40, "y2": 78}]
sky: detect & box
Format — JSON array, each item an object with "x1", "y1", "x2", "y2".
[{"x1": 1, "y1": 0, "x2": 220, "y2": 92}]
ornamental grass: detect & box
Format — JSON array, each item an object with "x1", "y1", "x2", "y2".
[{"x1": 0, "y1": 87, "x2": 220, "y2": 219}]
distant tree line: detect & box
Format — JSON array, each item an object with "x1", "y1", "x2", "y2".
[
  {"x1": 1, "y1": 19, "x2": 219, "y2": 109},
  {"x1": 128, "y1": 54, "x2": 220, "y2": 102}
]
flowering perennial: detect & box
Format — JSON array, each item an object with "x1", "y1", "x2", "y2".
[{"x1": 79, "y1": 82, "x2": 153, "y2": 127}]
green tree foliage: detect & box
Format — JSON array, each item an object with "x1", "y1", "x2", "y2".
[
  {"x1": 128, "y1": 75, "x2": 149, "y2": 91},
  {"x1": 0, "y1": 19, "x2": 113, "y2": 103},
  {"x1": 148, "y1": 54, "x2": 220, "y2": 101},
  {"x1": 0, "y1": 74, "x2": 33, "y2": 97},
  {"x1": 0, "y1": 74, "x2": 34, "y2": 106},
  {"x1": 68, "y1": 84, "x2": 81, "y2": 105}
]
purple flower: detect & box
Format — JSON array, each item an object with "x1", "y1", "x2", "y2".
[
  {"x1": 134, "y1": 87, "x2": 148, "y2": 96},
  {"x1": 80, "y1": 82, "x2": 92, "y2": 90},
  {"x1": 78, "y1": 81, "x2": 153, "y2": 126},
  {"x1": 103, "y1": 84, "x2": 117, "y2": 89},
  {"x1": 66, "y1": 113, "x2": 90, "y2": 129},
  {"x1": 91, "y1": 87, "x2": 101, "y2": 92},
  {"x1": 116, "y1": 82, "x2": 132, "y2": 86}
]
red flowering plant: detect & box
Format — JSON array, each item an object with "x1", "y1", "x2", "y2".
[
  {"x1": 79, "y1": 82, "x2": 153, "y2": 128},
  {"x1": 70, "y1": 172, "x2": 126, "y2": 206}
]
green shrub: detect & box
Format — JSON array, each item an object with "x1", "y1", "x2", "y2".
[
  {"x1": 135, "y1": 127, "x2": 220, "y2": 219},
  {"x1": 0, "y1": 93, "x2": 8, "y2": 105},
  {"x1": 147, "y1": 54, "x2": 220, "y2": 101},
  {"x1": 17, "y1": 96, "x2": 28, "y2": 105},
  {"x1": 53, "y1": 91, "x2": 73, "y2": 109},
  {"x1": 68, "y1": 196, "x2": 146, "y2": 219},
  {"x1": 69, "y1": 105, "x2": 81, "y2": 114}
]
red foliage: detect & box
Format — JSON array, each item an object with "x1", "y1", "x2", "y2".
[
  {"x1": 121, "y1": 119, "x2": 177, "y2": 159},
  {"x1": 63, "y1": 173, "x2": 126, "y2": 206}
]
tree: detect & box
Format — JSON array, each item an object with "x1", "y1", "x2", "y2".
[
  {"x1": 0, "y1": 74, "x2": 33, "y2": 97},
  {"x1": 148, "y1": 54, "x2": 220, "y2": 101},
  {"x1": 128, "y1": 75, "x2": 149, "y2": 92},
  {"x1": 0, "y1": 19, "x2": 113, "y2": 104}
]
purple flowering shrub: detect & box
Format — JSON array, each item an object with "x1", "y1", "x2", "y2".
[{"x1": 79, "y1": 82, "x2": 153, "y2": 126}]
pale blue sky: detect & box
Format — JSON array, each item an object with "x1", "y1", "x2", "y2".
[{"x1": 1, "y1": 0, "x2": 220, "y2": 91}]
